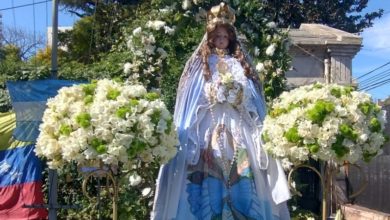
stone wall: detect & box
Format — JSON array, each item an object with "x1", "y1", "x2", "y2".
[{"x1": 286, "y1": 24, "x2": 361, "y2": 87}]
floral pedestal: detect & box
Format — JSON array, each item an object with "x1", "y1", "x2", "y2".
[{"x1": 80, "y1": 161, "x2": 119, "y2": 220}]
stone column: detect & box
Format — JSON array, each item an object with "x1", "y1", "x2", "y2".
[{"x1": 327, "y1": 45, "x2": 361, "y2": 85}]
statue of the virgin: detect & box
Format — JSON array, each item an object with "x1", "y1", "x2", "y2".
[{"x1": 152, "y1": 3, "x2": 291, "y2": 219}]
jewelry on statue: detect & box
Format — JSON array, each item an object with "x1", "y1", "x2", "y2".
[{"x1": 213, "y1": 48, "x2": 229, "y2": 58}]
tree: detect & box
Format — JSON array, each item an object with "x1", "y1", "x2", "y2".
[
  {"x1": 58, "y1": 3, "x2": 134, "y2": 63},
  {"x1": 1, "y1": 26, "x2": 45, "y2": 60},
  {"x1": 263, "y1": 0, "x2": 383, "y2": 33},
  {"x1": 59, "y1": 0, "x2": 138, "y2": 17}
]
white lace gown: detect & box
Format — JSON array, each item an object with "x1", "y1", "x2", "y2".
[{"x1": 173, "y1": 54, "x2": 290, "y2": 220}]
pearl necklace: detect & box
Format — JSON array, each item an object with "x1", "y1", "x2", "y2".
[{"x1": 207, "y1": 55, "x2": 245, "y2": 186}]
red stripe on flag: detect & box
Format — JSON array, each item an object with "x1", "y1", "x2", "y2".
[{"x1": 0, "y1": 181, "x2": 48, "y2": 220}]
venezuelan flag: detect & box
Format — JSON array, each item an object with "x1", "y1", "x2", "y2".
[
  {"x1": 0, "y1": 80, "x2": 81, "y2": 219},
  {"x1": 0, "y1": 112, "x2": 47, "y2": 219}
]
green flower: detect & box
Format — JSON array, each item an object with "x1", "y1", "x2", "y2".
[
  {"x1": 369, "y1": 118, "x2": 381, "y2": 132},
  {"x1": 362, "y1": 151, "x2": 377, "y2": 163},
  {"x1": 116, "y1": 106, "x2": 132, "y2": 119},
  {"x1": 129, "y1": 99, "x2": 139, "y2": 106},
  {"x1": 270, "y1": 107, "x2": 287, "y2": 118},
  {"x1": 96, "y1": 145, "x2": 107, "y2": 154},
  {"x1": 165, "y1": 118, "x2": 173, "y2": 134},
  {"x1": 107, "y1": 88, "x2": 121, "y2": 100},
  {"x1": 59, "y1": 124, "x2": 72, "y2": 136},
  {"x1": 262, "y1": 132, "x2": 270, "y2": 143},
  {"x1": 287, "y1": 103, "x2": 300, "y2": 111},
  {"x1": 90, "y1": 138, "x2": 107, "y2": 154},
  {"x1": 330, "y1": 88, "x2": 342, "y2": 98},
  {"x1": 82, "y1": 83, "x2": 97, "y2": 96},
  {"x1": 339, "y1": 124, "x2": 358, "y2": 141},
  {"x1": 128, "y1": 139, "x2": 147, "y2": 157},
  {"x1": 358, "y1": 102, "x2": 373, "y2": 116},
  {"x1": 331, "y1": 135, "x2": 349, "y2": 158},
  {"x1": 313, "y1": 83, "x2": 323, "y2": 89},
  {"x1": 306, "y1": 100, "x2": 335, "y2": 125},
  {"x1": 343, "y1": 86, "x2": 355, "y2": 95},
  {"x1": 306, "y1": 143, "x2": 320, "y2": 153},
  {"x1": 144, "y1": 92, "x2": 160, "y2": 101},
  {"x1": 373, "y1": 105, "x2": 381, "y2": 114},
  {"x1": 84, "y1": 95, "x2": 94, "y2": 105},
  {"x1": 284, "y1": 125, "x2": 301, "y2": 143},
  {"x1": 76, "y1": 113, "x2": 91, "y2": 128},
  {"x1": 150, "y1": 110, "x2": 161, "y2": 125}
]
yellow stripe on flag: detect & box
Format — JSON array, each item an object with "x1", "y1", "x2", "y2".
[{"x1": 0, "y1": 112, "x2": 33, "y2": 150}]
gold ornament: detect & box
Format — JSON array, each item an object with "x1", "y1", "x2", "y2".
[{"x1": 207, "y1": 2, "x2": 236, "y2": 31}]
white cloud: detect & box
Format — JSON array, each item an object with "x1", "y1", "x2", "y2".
[{"x1": 361, "y1": 14, "x2": 390, "y2": 54}]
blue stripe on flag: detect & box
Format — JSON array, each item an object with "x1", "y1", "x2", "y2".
[
  {"x1": 6, "y1": 80, "x2": 84, "y2": 141},
  {"x1": 0, "y1": 144, "x2": 43, "y2": 187},
  {"x1": 6, "y1": 80, "x2": 81, "y2": 102}
]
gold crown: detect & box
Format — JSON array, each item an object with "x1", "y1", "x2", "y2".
[{"x1": 207, "y1": 2, "x2": 236, "y2": 31}]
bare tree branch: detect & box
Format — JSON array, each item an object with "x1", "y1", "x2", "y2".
[{"x1": 1, "y1": 26, "x2": 46, "y2": 60}]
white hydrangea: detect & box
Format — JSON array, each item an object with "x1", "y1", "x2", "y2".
[
  {"x1": 129, "y1": 173, "x2": 142, "y2": 186},
  {"x1": 123, "y1": 62, "x2": 133, "y2": 74},
  {"x1": 255, "y1": 62, "x2": 264, "y2": 72},
  {"x1": 132, "y1": 27, "x2": 142, "y2": 36},
  {"x1": 266, "y1": 21, "x2": 277, "y2": 29},
  {"x1": 164, "y1": 26, "x2": 175, "y2": 35},
  {"x1": 182, "y1": 0, "x2": 191, "y2": 10},
  {"x1": 263, "y1": 83, "x2": 387, "y2": 167},
  {"x1": 35, "y1": 79, "x2": 178, "y2": 173},
  {"x1": 146, "y1": 20, "x2": 166, "y2": 30},
  {"x1": 266, "y1": 43, "x2": 276, "y2": 56}
]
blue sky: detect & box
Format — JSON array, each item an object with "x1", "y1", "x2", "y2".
[
  {"x1": 352, "y1": 1, "x2": 390, "y2": 101},
  {"x1": 1, "y1": 0, "x2": 389, "y2": 101}
]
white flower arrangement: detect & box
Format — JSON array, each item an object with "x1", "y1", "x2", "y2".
[
  {"x1": 124, "y1": 23, "x2": 174, "y2": 86},
  {"x1": 35, "y1": 79, "x2": 178, "y2": 170},
  {"x1": 262, "y1": 83, "x2": 388, "y2": 169},
  {"x1": 265, "y1": 43, "x2": 276, "y2": 56},
  {"x1": 205, "y1": 61, "x2": 243, "y2": 106}
]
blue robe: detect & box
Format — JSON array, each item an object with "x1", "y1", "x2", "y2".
[{"x1": 152, "y1": 55, "x2": 290, "y2": 220}]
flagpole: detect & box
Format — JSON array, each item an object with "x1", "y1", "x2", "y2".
[
  {"x1": 51, "y1": 0, "x2": 58, "y2": 79},
  {"x1": 49, "y1": 0, "x2": 59, "y2": 219}
]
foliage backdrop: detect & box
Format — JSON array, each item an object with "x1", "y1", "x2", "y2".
[{"x1": 0, "y1": 0, "x2": 383, "y2": 219}]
